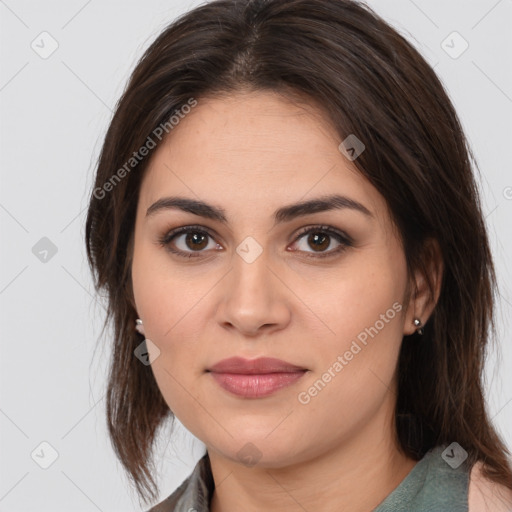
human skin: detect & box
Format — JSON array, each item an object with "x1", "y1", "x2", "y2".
[{"x1": 130, "y1": 90, "x2": 443, "y2": 512}]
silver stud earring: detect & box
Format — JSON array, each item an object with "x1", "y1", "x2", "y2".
[
  {"x1": 135, "y1": 318, "x2": 145, "y2": 336},
  {"x1": 413, "y1": 318, "x2": 424, "y2": 335}
]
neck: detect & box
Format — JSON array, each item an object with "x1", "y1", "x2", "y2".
[{"x1": 208, "y1": 400, "x2": 417, "y2": 512}]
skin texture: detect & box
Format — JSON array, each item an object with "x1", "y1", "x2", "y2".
[
  {"x1": 469, "y1": 462, "x2": 512, "y2": 511},
  {"x1": 131, "y1": 90, "x2": 447, "y2": 511}
]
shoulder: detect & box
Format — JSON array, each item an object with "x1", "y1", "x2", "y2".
[{"x1": 468, "y1": 461, "x2": 512, "y2": 512}]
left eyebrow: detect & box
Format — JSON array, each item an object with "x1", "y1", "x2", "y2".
[
  {"x1": 273, "y1": 194, "x2": 374, "y2": 224},
  {"x1": 145, "y1": 194, "x2": 374, "y2": 224}
]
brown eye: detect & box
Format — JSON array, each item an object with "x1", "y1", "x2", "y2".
[
  {"x1": 291, "y1": 225, "x2": 353, "y2": 258},
  {"x1": 307, "y1": 232, "x2": 330, "y2": 252},
  {"x1": 158, "y1": 225, "x2": 220, "y2": 258},
  {"x1": 184, "y1": 231, "x2": 209, "y2": 251}
]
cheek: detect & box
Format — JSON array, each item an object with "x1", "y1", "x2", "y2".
[
  {"x1": 295, "y1": 256, "x2": 406, "y2": 400},
  {"x1": 294, "y1": 291, "x2": 404, "y2": 443},
  {"x1": 132, "y1": 240, "x2": 206, "y2": 340},
  {"x1": 131, "y1": 244, "x2": 215, "y2": 402},
  {"x1": 133, "y1": 260, "x2": 211, "y2": 425},
  {"x1": 293, "y1": 252, "x2": 405, "y2": 344}
]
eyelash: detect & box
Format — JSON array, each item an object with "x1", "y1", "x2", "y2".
[{"x1": 157, "y1": 224, "x2": 353, "y2": 260}]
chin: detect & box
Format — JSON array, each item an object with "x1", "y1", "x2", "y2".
[{"x1": 210, "y1": 436, "x2": 306, "y2": 469}]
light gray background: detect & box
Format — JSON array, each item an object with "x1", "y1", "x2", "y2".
[{"x1": 1, "y1": 0, "x2": 511, "y2": 510}]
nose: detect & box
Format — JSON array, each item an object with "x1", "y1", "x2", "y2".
[{"x1": 215, "y1": 247, "x2": 292, "y2": 337}]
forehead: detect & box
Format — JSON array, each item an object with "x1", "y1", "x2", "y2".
[
  {"x1": 159, "y1": 90, "x2": 342, "y2": 163},
  {"x1": 139, "y1": 91, "x2": 390, "y2": 229}
]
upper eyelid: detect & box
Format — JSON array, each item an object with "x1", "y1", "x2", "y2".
[{"x1": 294, "y1": 224, "x2": 352, "y2": 243}]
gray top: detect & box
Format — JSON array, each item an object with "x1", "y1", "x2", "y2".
[{"x1": 146, "y1": 444, "x2": 469, "y2": 512}]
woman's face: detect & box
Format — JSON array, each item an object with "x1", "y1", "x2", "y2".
[{"x1": 131, "y1": 90, "x2": 419, "y2": 467}]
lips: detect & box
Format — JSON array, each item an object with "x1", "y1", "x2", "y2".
[
  {"x1": 206, "y1": 357, "x2": 308, "y2": 398},
  {"x1": 207, "y1": 356, "x2": 307, "y2": 374}
]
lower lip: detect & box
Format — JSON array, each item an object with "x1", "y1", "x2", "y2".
[{"x1": 209, "y1": 371, "x2": 306, "y2": 398}]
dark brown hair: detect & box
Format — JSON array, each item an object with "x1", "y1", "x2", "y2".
[{"x1": 85, "y1": 0, "x2": 512, "y2": 504}]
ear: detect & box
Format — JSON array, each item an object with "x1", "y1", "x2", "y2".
[
  {"x1": 124, "y1": 230, "x2": 138, "y2": 312},
  {"x1": 125, "y1": 229, "x2": 144, "y2": 334},
  {"x1": 403, "y1": 237, "x2": 444, "y2": 336}
]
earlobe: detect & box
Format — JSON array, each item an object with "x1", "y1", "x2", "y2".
[
  {"x1": 413, "y1": 318, "x2": 424, "y2": 335},
  {"x1": 135, "y1": 318, "x2": 145, "y2": 336}
]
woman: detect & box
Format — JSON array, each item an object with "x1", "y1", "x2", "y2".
[{"x1": 85, "y1": 0, "x2": 512, "y2": 510}]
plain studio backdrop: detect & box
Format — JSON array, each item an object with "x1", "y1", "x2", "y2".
[{"x1": 0, "y1": 1, "x2": 511, "y2": 510}]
